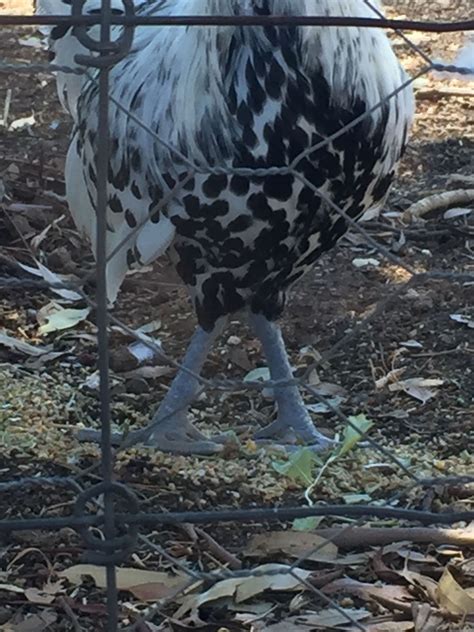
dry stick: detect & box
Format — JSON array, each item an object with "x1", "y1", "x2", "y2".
[
  {"x1": 58, "y1": 597, "x2": 85, "y2": 632},
  {"x1": 415, "y1": 86, "x2": 474, "y2": 100},
  {"x1": 314, "y1": 527, "x2": 474, "y2": 550},
  {"x1": 403, "y1": 189, "x2": 474, "y2": 222},
  {"x1": 193, "y1": 526, "x2": 242, "y2": 571}
]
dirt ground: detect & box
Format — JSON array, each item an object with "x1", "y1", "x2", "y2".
[{"x1": 0, "y1": 1, "x2": 473, "y2": 631}]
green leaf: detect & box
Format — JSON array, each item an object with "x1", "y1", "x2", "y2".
[
  {"x1": 272, "y1": 448, "x2": 318, "y2": 485},
  {"x1": 243, "y1": 367, "x2": 270, "y2": 382},
  {"x1": 37, "y1": 303, "x2": 90, "y2": 335},
  {"x1": 292, "y1": 516, "x2": 323, "y2": 531},
  {"x1": 337, "y1": 414, "x2": 373, "y2": 457}
]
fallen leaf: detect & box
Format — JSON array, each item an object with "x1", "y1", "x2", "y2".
[
  {"x1": 24, "y1": 578, "x2": 65, "y2": 605},
  {"x1": 136, "y1": 319, "x2": 162, "y2": 334},
  {"x1": 412, "y1": 602, "x2": 444, "y2": 632},
  {"x1": 17, "y1": 261, "x2": 81, "y2": 302},
  {"x1": 262, "y1": 607, "x2": 370, "y2": 630},
  {"x1": 24, "y1": 587, "x2": 56, "y2": 605},
  {"x1": 176, "y1": 564, "x2": 313, "y2": 616},
  {"x1": 389, "y1": 378, "x2": 444, "y2": 404},
  {"x1": 450, "y1": 314, "x2": 474, "y2": 329},
  {"x1": 399, "y1": 567, "x2": 438, "y2": 603},
  {"x1": 362, "y1": 623, "x2": 414, "y2": 632},
  {"x1": 375, "y1": 368, "x2": 407, "y2": 390},
  {"x1": 9, "y1": 114, "x2": 36, "y2": 131},
  {"x1": 443, "y1": 207, "x2": 473, "y2": 219},
  {"x1": 436, "y1": 567, "x2": 474, "y2": 615},
  {"x1": 352, "y1": 257, "x2": 381, "y2": 268},
  {"x1": 244, "y1": 367, "x2": 271, "y2": 383},
  {"x1": 122, "y1": 366, "x2": 172, "y2": 380},
  {"x1": 312, "y1": 382, "x2": 347, "y2": 398},
  {"x1": 342, "y1": 492, "x2": 372, "y2": 504},
  {"x1": 292, "y1": 517, "x2": 323, "y2": 532},
  {"x1": 58, "y1": 564, "x2": 190, "y2": 602},
  {"x1": 337, "y1": 414, "x2": 373, "y2": 457},
  {"x1": 306, "y1": 396, "x2": 345, "y2": 414},
  {"x1": 272, "y1": 448, "x2": 318, "y2": 485},
  {"x1": 399, "y1": 340, "x2": 423, "y2": 349},
  {"x1": 0, "y1": 583, "x2": 24, "y2": 594},
  {"x1": 128, "y1": 340, "x2": 161, "y2": 363},
  {"x1": 245, "y1": 531, "x2": 338, "y2": 563},
  {"x1": 323, "y1": 577, "x2": 414, "y2": 613},
  {"x1": 0, "y1": 330, "x2": 52, "y2": 357},
  {"x1": 6, "y1": 611, "x2": 57, "y2": 632},
  {"x1": 18, "y1": 36, "x2": 46, "y2": 49},
  {"x1": 37, "y1": 302, "x2": 90, "y2": 335}
]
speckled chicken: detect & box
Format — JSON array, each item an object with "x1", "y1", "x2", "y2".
[{"x1": 41, "y1": 0, "x2": 414, "y2": 454}]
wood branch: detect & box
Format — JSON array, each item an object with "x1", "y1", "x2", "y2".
[
  {"x1": 402, "y1": 189, "x2": 474, "y2": 222},
  {"x1": 416, "y1": 86, "x2": 474, "y2": 100},
  {"x1": 194, "y1": 526, "x2": 243, "y2": 570},
  {"x1": 314, "y1": 527, "x2": 474, "y2": 550}
]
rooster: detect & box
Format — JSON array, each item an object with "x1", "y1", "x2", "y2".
[{"x1": 39, "y1": 0, "x2": 414, "y2": 454}]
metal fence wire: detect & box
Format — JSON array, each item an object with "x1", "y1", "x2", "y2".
[{"x1": 0, "y1": 0, "x2": 473, "y2": 630}]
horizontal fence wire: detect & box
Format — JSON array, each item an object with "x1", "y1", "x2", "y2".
[{"x1": 1, "y1": 1, "x2": 473, "y2": 630}]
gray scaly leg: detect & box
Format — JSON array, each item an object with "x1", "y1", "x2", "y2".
[
  {"x1": 248, "y1": 312, "x2": 334, "y2": 450},
  {"x1": 108, "y1": 317, "x2": 230, "y2": 455}
]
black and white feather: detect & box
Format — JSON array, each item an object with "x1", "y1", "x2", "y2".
[{"x1": 42, "y1": 0, "x2": 414, "y2": 328}]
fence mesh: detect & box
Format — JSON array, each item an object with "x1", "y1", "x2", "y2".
[{"x1": 0, "y1": 1, "x2": 473, "y2": 630}]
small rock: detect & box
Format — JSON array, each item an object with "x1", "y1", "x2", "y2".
[
  {"x1": 227, "y1": 335, "x2": 241, "y2": 346},
  {"x1": 125, "y1": 377, "x2": 149, "y2": 395}
]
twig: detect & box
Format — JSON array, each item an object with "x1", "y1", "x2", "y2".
[
  {"x1": 58, "y1": 596, "x2": 84, "y2": 632},
  {"x1": 403, "y1": 189, "x2": 474, "y2": 222},
  {"x1": 194, "y1": 526, "x2": 242, "y2": 570},
  {"x1": 416, "y1": 86, "x2": 474, "y2": 100},
  {"x1": 314, "y1": 527, "x2": 474, "y2": 549}
]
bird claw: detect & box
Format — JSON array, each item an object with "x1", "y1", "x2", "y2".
[
  {"x1": 138, "y1": 417, "x2": 233, "y2": 455},
  {"x1": 254, "y1": 415, "x2": 336, "y2": 452},
  {"x1": 77, "y1": 420, "x2": 233, "y2": 456}
]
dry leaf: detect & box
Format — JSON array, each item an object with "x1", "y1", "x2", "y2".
[
  {"x1": 262, "y1": 608, "x2": 370, "y2": 630},
  {"x1": 4, "y1": 611, "x2": 57, "y2": 632},
  {"x1": 443, "y1": 207, "x2": 473, "y2": 219},
  {"x1": 0, "y1": 583, "x2": 24, "y2": 594},
  {"x1": 389, "y1": 378, "x2": 444, "y2": 404},
  {"x1": 362, "y1": 623, "x2": 414, "y2": 632},
  {"x1": 352, "y1": 257, "x2": 381, "y2": 268},
  {"x1": 312, "y1": 382, "x2": 347, "y2": 398},
  {"x1": 37, "y1": 302, "x2": 90, "y2": 335},
  {"x1": 412, "y1": 603, "x2": 444, "y2": 632},
  {"x1": 24, "y1": 579, "x2": 65, "y2": 605},
  {"x1": 24, "y1": 588, "x2": 55, "y2": 605},
  {"x1": 18, "y1": 261, "x2": 82, "y2": 302},
  {"x1": 400, "y1": 340, "x2": 423, "y2": 349},
  {"x1": 436, "y1": 568, "x2": 474, "y2": 615},
  {"x1": 122, "y1": 366, "x2": 172, "y2": 380},
  {"x1": 399, "y1": 567, "x2": 438, "y2": 603},
  {"x1": 450, "y1": 314, "x2": 474, "y2": 329},
  {"x1": 245, "y1": 532, "x2": 337, "y2": 564},
  {"x1": 0, "y1": 330, "x2": 52, "y2": 357},
  {"x1": 323, "y1": 577, "x2": 414, "y2": 613},
  {"x1": 376, "y1": 368, "x2": 407, "y2": 390},
  {"x1": 58, "y1": 564, "x2": 191, "y2": 602},
  {"x1": 176, "y1": 564, "x2": 313, "y2": 617}
]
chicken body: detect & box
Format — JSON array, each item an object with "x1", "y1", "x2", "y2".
[{"x1": 44, "y1": 0, "x2": 414, "y2": 453}]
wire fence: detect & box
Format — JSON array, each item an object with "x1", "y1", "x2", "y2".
[{"x1": 0, "y1": 0, "x2": 473, "y2": 630}]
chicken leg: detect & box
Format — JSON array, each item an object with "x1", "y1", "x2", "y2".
[
  {"x1": 248, "y1": 312, "x2": 334, "y2": 450},
  {"x1": 129, "y1": 317, "x2": 231, "y2": 455}
]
